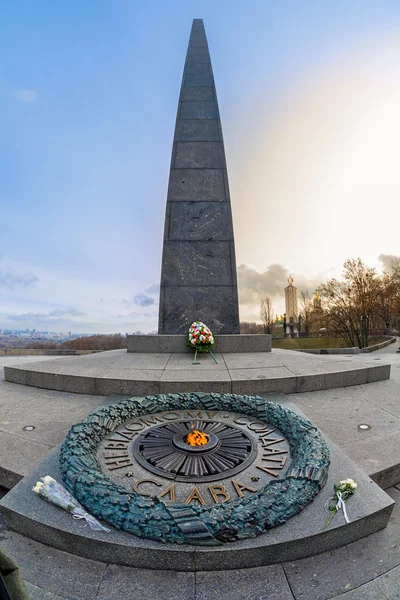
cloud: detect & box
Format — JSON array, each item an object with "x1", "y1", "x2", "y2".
[
  {"x1": 0, "y1": 265, "x2": 38, "y2": 288},
  {"x1": 144, "y1": 284, "x2": 160, "y2": 294},
  {"x1": 379, "y1": 254, "x2": 400, "y2": 268},
  {"x1": 14, "y1": 89, "x2": 38, "y2": 104},
  {"x1": 237, "y1": 263, "x2": 323, "y2": 305},
  {"x1": 133, "y1": 293, "x2": 156, "y2": 307},
  {"x1": 7, "y1": 308, "x2": 85, "y2": 321}
]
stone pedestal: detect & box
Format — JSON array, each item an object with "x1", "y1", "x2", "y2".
[{"x1": 127, "y1": 334, "x2": 271, "y2": 353}]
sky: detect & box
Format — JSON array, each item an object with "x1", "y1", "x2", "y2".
[{"x1": 2, "y1": 0, "x2": 400, "y2": 333}]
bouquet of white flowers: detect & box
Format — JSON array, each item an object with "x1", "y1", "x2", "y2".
[
  {"x1": 323, "y1": 478, "x2": 357, "y2": 529},
  {"x1": 33, "y1": 476, "x2": 110, "y2": 532}
]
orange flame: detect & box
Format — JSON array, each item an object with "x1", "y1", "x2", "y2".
[{"x1": 185, "y1": 429, "x2": 209, "y2": 447}]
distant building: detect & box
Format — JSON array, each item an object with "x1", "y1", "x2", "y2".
[{"x1": 284, "y1": 276, "x2": 299, "y2": 338}]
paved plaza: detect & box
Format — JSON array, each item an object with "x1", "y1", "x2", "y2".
[{"x1": 1, "y1": 342, "x2": 400, "y2": 599}]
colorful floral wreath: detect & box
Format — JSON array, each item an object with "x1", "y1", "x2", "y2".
[{"x1": 186, "y1": 321, "x2": 217, "y2": 364}]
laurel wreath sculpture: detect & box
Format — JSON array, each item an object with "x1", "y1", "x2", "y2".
[{"x1": 59, "y1": 393, "x2": 330, "y2": 546}]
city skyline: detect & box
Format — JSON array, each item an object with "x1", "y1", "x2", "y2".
[{"x1": 2, "y1": 1, "x2": 400, "y2": 333}]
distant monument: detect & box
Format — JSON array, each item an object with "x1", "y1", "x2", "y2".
[
  {"x1": 284, "y1": 276, "x2": 299, "y2": 337},
  {"x1": 158, "y1": 19, "x2": 240, "y2": 335}
]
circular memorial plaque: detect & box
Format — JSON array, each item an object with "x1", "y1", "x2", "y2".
[
  {"x1": 60, "y1": 393, "x2": 330, "y2": 545},
  {"x1": 96, "y1": 409, "x2": 290, "y2": 505}
]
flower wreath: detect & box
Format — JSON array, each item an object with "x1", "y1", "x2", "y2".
[{"x1": 185, "y1": 321, "x2": 217, "y2": 364}]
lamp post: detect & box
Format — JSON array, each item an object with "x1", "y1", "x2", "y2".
[{"x1": 361, "y1": 314, "x2": 369, "y2": 348}]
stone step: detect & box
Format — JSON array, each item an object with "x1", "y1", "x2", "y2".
[
  {"x1": 3, "y1": 348, "x2": 390, "y2": 396},
  {"x1": 0, "y1": 437, "x2": 394, "y2": 572},
  {"x1": 1, "y1": 490, "x2": 400, "y2": 600}
]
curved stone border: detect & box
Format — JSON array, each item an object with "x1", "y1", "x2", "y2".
[
  {"x1": 60, "y1": 393, "x2": 330, "y2": 546},
  {"x1": 296, "y1": 336, "x2": 397, "y2": 355}
]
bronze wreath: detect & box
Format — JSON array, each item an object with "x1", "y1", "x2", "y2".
[{"x1": 59, "y1": 393, "x2": 330, "y2": 545}]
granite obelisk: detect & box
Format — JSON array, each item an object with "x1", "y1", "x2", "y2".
[{"x1": 158, "y1": 19, "x2": 240, "y2": 334}]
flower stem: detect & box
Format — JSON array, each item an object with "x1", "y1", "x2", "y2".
[
  {"x1": 322, "y1": 507, "x2": 338, "y2": 530},
  {"x1": 209, "y1": 349, "x2": 218, "y2": 364}
]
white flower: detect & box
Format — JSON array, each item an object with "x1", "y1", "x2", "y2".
[
  {"x1": 33, "y1": 482, "x2": 44, "y2": 493},
  {"x1": 340, "y1": 478, "x2": 357, "y2": 489},
  {"x1": 42, "y1": 476, "x2": 56, "y2": 484}
]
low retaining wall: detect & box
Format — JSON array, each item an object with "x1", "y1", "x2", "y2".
[
  {"x1": 0, "y1": 348, "x2": 99, "y2": 357},
  {"x1": 296, "y1": 336, "x2": 397, "y2": 355}
]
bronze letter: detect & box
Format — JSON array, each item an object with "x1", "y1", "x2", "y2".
[
  {"x1": 205, "y1": 411, "x2": 217, "y2": 419},
  {"x1": 231, "y1": 480, "x2": 257, "y2": 498},
  {"x1": 185, "y1": 486, "x2": 206, "y2": 506},
  {"x1": 185, "y1": 410, "x2": 203, "y2": 418},
  {"x1": 133, "y1": 479, "x2": 162, "y2": 496},
  {"x1": 256, "y1": 465, "x2": 280, "y2": 477},
  {"x1": 208, "y1": 484, "x2": 230, "y2": 503},
  {"x1": 161, "y1": 412, "x2": 180, "y2": 420},
  {"x1": 234, "y1": 416, "x2": 251, "y2": 425},
  {"x1": 104, "y1": 441, "x2": 128, "y2": 450},
  {"x1": 105, "y1": 457, "x2": 133, "y2": 470},
  {"x1": 159, "y1": 484, "x2": 176, "y2": 501},
  {"x1": 140, "y1": 415, "x2": 164, "y2": 426},
  {"x1": 123, "y1": 422, "x2": 144, "y2": 431},
  {"x1": 247, "y1": 421, "x2": 269, "y2": 431}
]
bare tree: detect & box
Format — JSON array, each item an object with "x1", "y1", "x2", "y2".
[
  {"x1": 260, "y1": 297, "x2": 274, "y2": 334},
  {"x1": 379, "y1": 257, "x2": 400, "y2": 331},
  {"x1": 299, "y1": 289, "x2": 313, "y2": 336},
  {"x1": 318, "y1": 258, "x2": 381, "y2": 348}
]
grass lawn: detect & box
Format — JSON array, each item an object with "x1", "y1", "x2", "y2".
[{"x1": 272, "y1": 337, "x2": 385, "y2": 350}]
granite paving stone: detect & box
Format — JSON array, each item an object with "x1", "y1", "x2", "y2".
[
  {"x1": 0, "y1": 530, "x2": 106, "y2": 600},
  {"x1": 0, "y1": 429, "x2": 51, "y2": 484},
  {"x1": 346, "y1": 379, "x2": 400, "y2": 417},
  {"x1": 375, "y1": 564, "x2": 400, "y2": 599},
  {"x1": 283, "y1": 487, "x2": 400, "y2": 600},
  {"x1": 195, "y1": 565, "x2": 294, "y2": 599},
  {"x1": 165, "y1": 352, "x2": 226, "y2": 370},
  {"x1": 328, "y1": 579, "x2": 388, "y2": 599},
  {"x1": 0, "y1": 390, "x2": 41, "y2": 415},
  {"x1": 106, "y1": 353, "x2": 170, "y2": 369},
  {"x1": 25, "y1": 582, "x2": 69, "y2": 600},
  {"x1": 290, "y1": 394, "x2": 400, "y2": 446},
  {"x1": 0, "y1": 421, "x2": 81, "y2": 448},
  {"x1": 222, "y1": 352, "x2": 285, "y2": 370},
  {"x1": 96, "y1": 564, "x2": 195, "y2": 600},
  {"x1": 338, "y1": 429, "x2": 400, "y2": 488}
]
